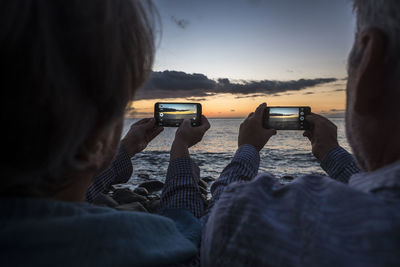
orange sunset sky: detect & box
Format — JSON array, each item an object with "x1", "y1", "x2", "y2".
[{"x1": 128, "y1": 79, "x2": 346, "y2": 118}]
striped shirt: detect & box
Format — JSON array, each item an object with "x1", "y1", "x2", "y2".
[
  {"x1": 86, "y1": 146, "x2": 133, "y2": 202},
  {"x1": 201, "y1": 145, "x2": 400, "y2": 267}
]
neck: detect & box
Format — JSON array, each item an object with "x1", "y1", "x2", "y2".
[{"x1": 53, "y1": 172, "x2": 94, "y2": 202}]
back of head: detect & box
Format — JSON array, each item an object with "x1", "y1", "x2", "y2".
[
  {"x1": 0, "y1": 0, "x2": 155, "y2": 196},
  {"x1": 351, "y1": 0, "x2": 400, "y2": 91},
  {"x1": 346, "y1": 0, "x2": 400, "y2": 170}
]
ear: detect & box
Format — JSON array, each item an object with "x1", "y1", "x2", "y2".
[
  {"x1": 75, "y1": 118, "x2": 123, "y2": 172},
  {"x1": 353, "y1": 29, "x2": 388, "y2": 116}
]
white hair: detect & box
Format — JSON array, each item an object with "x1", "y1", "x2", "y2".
[{"x1": 350, "y1": 0, "x2": 400, "y2": 77}]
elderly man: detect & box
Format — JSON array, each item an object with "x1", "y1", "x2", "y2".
[{"x1": 201, "y1": 1, "x2": 400, "y2": 266}]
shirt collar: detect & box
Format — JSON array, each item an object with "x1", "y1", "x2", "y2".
[{"x1": 349, "y1": 159, "x2": 400, "y2": 193}]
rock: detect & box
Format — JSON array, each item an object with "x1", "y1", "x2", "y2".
[
  {"x1": 198, "y1": 179, "x2": 209, "y2": 189},
  {"x1": 138, "y1": 180, "x2": 164, "y2": 193},
  {"x1": 133, "y1": 187, "x2": 149, "y2": 196},
  {"x1": 147, "y1": 194, "x2": 161, "y2": 201},
  {"x1": 199, "y1": 186, "x2": 208, "y2": 195},
  {"x1": 203, "y1": 176, "x2": 215, "y2": 183},
  {"x1": 137, "y1": 173, "x2": 150, "y2": 180},
  {"x1": 112, "y1": 188, "x2": 147, "y2": 204},
  {"x1": 115, "y1": 202, "x2": 148, "y2": 213},
  {"x1": 281, "y1": 175, "x2": 294, "y2": 182},
  {"x1": 143, "y1": 199, "x2": 161, "y2": 213},
  {"x1": 92, "y1": 193, "x2": 119, "y2": 208},
  {"x1": 201, "y1": 194, "x2": 209, "y2": 208}
]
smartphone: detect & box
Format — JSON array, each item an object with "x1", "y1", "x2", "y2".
[
  {"x1": 263, "y1": 106, "x2": 311, "y2": 130},
  {"x1": 154, "y1": 102, "x2": 202, "y2": 127}
]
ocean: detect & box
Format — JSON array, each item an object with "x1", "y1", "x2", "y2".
[{"x1": 121, "y1": 117, "x2": 350, "y2": 186}]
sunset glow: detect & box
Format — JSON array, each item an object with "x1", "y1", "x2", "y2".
[
  {"x1": 126, "y1": 0, "x2": 354, "y2": 119},
  {"x1": 128, "y1": 80, "x2": 346, "y2": 118}
]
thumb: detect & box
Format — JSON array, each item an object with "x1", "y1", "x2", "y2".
[
  {"x1": 303, "y1": 130, "x2": 312, "y2": 141},
  {"x1": 143, "y1": 118, "x2": 156, "y2": 130},
  {"x1": 180, "y1": 119, "x2": 191, "y2": 128},
  {"x1": 264, "y1": 128, "x2": 277, "y2": 137}
]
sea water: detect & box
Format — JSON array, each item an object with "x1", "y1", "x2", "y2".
[{"x1": 122, "y1": 118, "x2": 350, "y2": 186}]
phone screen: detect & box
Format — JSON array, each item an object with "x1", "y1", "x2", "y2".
[
  {"x1": 155, "y1": 103, "x2": 201, "y2": 127},
  {"x1": 264, "y1": 107, "x2": 310, "y2": 130}
]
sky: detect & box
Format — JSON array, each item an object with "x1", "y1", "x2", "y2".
[{"x1": 129, "y1": 0, "x2": 356, "y2": 118}]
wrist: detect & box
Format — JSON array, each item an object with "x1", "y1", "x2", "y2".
[
  {"x1": 120, "y1": 140, "x2": 136, "y2": 158},
  {"x1": 316, "y1": 143, "x2": 340, "y2": 162},
  {"x1": 170, "y1": 139, "x2": 189, "y2": 161}
]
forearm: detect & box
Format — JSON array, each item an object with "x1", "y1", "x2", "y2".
[
  {"x1": 161, "y1": 142, "x2": 204, "y2": 218},
  {"x1": 86, "y1": 145, "x2": 133, "y2": 202},
  {"x1": 321, "y1": 146, "x2": 361, "y2": 183},
  {"x1": 207, "y1": 144, "x2": 260, "y2": 212}
]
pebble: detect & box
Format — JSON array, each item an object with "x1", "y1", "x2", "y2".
[
  {"x1": 281, "y1": 175, "x2": 295, "y2": 183},
  {"x1": 115, "y1": 202, "x2": 148, "y2": 213},
  {"x1": 137, "y1": 173, "x2": 150, "y2": 180},
  {"x1": 199, "y1": 186, "x2": 208, "y2": 195},
  {"x1": 143, "y1": 199, "x2": 161, "y2": 213},
  {"x1": 92, "y1": 193, "x2": 119, "y2": 208},
  {"x1": 203, "y1": 176, "x2": 216, "y2": 183},
  {"x1": 133, "y1": 187, "x2": 149, "y2": 196},
  {"x1": 147, "y1": 194, "x2": 161, "y2": 201},
  {"x1": 138, "y1": 180, "x2": 164, "y2": 193},
  {"x1": 112, "y1": 188, "x2": 148, "y2": 204},
  {"x1": 198, "y1": 179, "x2": 209, "y2": 189}
]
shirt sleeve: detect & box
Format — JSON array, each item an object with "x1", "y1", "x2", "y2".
[
  {"x1": 207, "y1": 144, "x2": 260, "y2": 213},
  {"x1": 161, "y1": 157, "x2": 204, "y2": 218},
  {"x1": 320, "y1": 146, "x2": 361, "y2": 183},
  {"x1": 85, "y1": 145, "x2": 133, "y2": 202}
]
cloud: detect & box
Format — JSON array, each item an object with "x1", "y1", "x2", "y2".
[
  {"x1": 185, "y1": 97, "x2": 207, "y2": 101},
  {"x1": 302, "y1": 92, "x2": 315, "y2": 95},
  {"x1": 235, "y1": 94, "x2": 266, "y2": 99},
  {"x1": 231, "y1": 109, "x2": 235, "y2": 112},
  {"x1": 334, "y1": 88, "x2": 345, "y2": 92},
  {"x1": 135, "y1": 70, "x2": 337, "y2": 100},
  {"x1": 125, "y1": 107, "x2": 153, "y2": 118},
  {"x1": 171, "y1": 16, "x2": 189, "y2": 29}
]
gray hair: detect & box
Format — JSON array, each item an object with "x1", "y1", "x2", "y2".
[
  {"x1": 0, "y1": 0, "x2": 157, "y2": 197},
  {"x1": 350, "y1": 0, "x2": 400, "y2": 79}
]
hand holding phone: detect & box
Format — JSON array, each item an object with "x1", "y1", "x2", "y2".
[
  {"x1": 303, "y1": 113, "x2": 339, "y2": 161},
  {"x1": 154, "y1": 102, "x2": 202, "y2": 127},
  {"x1": 263, "y1": 106, "x2": 311, "y2": 130},
  {"x1": 238, "y1": 103, "x2": 277, "y2": 151}
]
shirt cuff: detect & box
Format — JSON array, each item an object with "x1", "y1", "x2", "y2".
[
  {"x1": 111, "y1": 145, "x2": 133, "y2": 184},
  {"x1": 234, "y1": 144, "x2": 260, "y2": 174},
  {"x1": 161, "y1": 157, "x2": 204, "y2": 218},
  {"x1": 321, "y1": 146, "x2": 360, "y2": 183},
  {"x1": 167, "y1": 157, "x2": 199, "y2": 183}
]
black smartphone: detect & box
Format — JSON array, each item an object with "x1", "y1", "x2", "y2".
[
  {"x1": 263, "y1": 106, "x2": 311, "y2": 130},
  {"x1": 154, "y1": 102, "x2": 202, "y2": 127}
]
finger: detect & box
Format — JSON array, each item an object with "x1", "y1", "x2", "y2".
[
  {"x1": 264, "y1": 128, "x2": 277, "y2": 136},
  {"x1": 303, "y1": 130, "x2": 312, "y2": 141},
  {"x1": 254, "y1": 103, "x2": 266, "y2": 120},
  {"x1": 199, "y1": 115, "x2": 211, "y2": 131},
  {"x1": 148, "y1": 126, "x2": 164, "y2": 141},
  {"x1": 305, "y1": 114, "x2": 318, "y2": 124},
  {"x1": 142, "y1": 118, "x2": 157, "y2": 130},
  {"x1": 305, "y1": 113, "x2": 327, "y2": 123},
  {"x1": 247, "y1": 112, "x2": 254, "y2": 118},
  {"x1": 133, "y1": 118, "x2": 151, "y2": 125},
  {"x1": 180, "y1": 119, "x2": 191, "y2": 129}
]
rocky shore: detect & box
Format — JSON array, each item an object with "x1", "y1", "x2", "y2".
[{"x1": 92, "y1": 177, "x2": 215, "y2": 213}]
